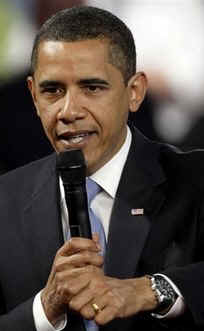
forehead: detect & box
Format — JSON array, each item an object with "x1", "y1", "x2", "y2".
[{"x1": 35, "y1": 39, "x2": 118, "y2": 80}]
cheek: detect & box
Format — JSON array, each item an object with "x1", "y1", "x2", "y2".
[{"x1": 38, "y1": 107, "x2": 56, "y2": 137}]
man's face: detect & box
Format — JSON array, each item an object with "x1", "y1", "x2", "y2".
[{"x1": 28, "y1": 39, "x2": 146, "y2": 174}]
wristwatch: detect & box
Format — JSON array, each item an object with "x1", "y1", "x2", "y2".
[{"x1": 149, "y1": 274, "x2": 178, "y2": 314}]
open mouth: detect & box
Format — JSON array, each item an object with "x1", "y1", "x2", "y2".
[{"x1": 58, "y1": 131, "x2": 95, "y2": 146}]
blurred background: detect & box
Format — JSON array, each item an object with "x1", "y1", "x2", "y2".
[{"x1": 1, "y1": 0, "x2": 204, "y2": 174}]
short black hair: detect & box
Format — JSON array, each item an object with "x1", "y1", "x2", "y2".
[{"x1": 30, "y1": 6, "x2": 136, "y2": 84}]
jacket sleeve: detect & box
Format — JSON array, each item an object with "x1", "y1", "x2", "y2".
[
  {"x1": 164, "y1": 192, "x2": 204, "y2": 328},
  {"x1": 0, "y1": 296, "x2": 37, "y2": 331}
]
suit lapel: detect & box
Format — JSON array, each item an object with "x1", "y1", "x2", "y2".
[
  {"x1": 22, "y1": 154, "x2": 64, "y2": 286},
  {"x1": 104, "y1": 128, "x2": 166, "y2": 278}
]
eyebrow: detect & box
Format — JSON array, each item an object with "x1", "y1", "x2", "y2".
[
  {"x1": 78, "y1": 78, "x2": 109, "y2": 86},
  {"x1": 39, "y1": 80, "x2": 62, "y2": 88},
  {"x1": 38, "y1": 78, "x2": 110, "y2": 89}
]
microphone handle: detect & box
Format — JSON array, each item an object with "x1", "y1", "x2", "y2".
[{"x1": 63, "y1": 184, "x2": 92, "y2": 239}]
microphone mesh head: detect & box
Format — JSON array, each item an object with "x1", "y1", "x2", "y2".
[{"x1": 56, "y1": 149, "x2": 86, "y2": 185}]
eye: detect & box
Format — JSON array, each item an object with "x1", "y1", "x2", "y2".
[
  {"x1": 87, "y1": 85, "x2": 100, "y2": 91},
  {"x1": 42, "y1": 87, "x2": 63, "y2": 95},
  {"x1": 84, "y1": 85, "x2": 107, "y2": 94}
]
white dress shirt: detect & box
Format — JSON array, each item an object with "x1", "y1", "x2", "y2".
[{"x1": 33, "y1": 126, "x2": 184, "y2": 330}]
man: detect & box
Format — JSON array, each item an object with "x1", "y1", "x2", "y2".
[{"x1": 0, "y1": 5, "x2": 204, "y2": 331}]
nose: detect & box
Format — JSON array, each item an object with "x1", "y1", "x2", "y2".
[{"x1": 57, "y1": 90, "x2": 86, "y2": 123}]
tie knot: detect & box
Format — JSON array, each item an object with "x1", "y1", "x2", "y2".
[{"x1": 86, "y1": 178, "x2": 101, "y2": 203}]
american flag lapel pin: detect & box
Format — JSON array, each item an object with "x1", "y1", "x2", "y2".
[{"x1": 131, "y1": 208, "x2": 144, "y2": 216}]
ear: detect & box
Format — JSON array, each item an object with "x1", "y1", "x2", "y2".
[
  {"x1": 127, "y1": 72, "x2": 148, "y2": 113},
  {"x1": 27, "y1": 76, "x2": 40, "y2": 116}
]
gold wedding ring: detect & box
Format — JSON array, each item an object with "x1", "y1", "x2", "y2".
[{"x1": 92, "y1": 303, "x2": 100, "y2": 314}]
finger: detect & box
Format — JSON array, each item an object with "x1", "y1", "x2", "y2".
[
  {"x1": 56, "y1": 264, "x2": 104, "y2": 284},
  {"x1": 95, "y1": 305, "x2": 117, "y2": 325},
  {"x1": 57, "y1": 237, "x2": 101, "y2": 257},
  {"x1": 54, "y1": 251, "x2": 104, "y2": 272},
  {"x1": 68, "y1": 273, "x2": 106, "y2": 312},
  {"x1": 56, "y1": 273, "x2": 91, "y2": 300},
  {"x1": 55, "y1": 268, "x2": 103, "y2": 305},
  {"x1": 92, "y1": 233, "x2": 101, "y2": 250},
  {"x1": 81, "y1": 302, "x2": 96, "y2": 320},
  {"x1": 79, "y1": 300, "x2": 106, "y2": 320},
  {"x1": 69, "y1": 288, "x2": 94, "y2": 313},
  {"x1": 91, "y1": 295, "x2": 108, "y2": 313}
]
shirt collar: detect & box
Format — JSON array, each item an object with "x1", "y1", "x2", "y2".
[{"x1": 90, "y1": 126, "x2": 132, "y2": 198}]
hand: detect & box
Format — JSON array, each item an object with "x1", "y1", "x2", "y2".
[
  {"x1": 41, "y1": 235, "x2": 104, "y2": 326},
  {"x1": 69, "y1": 275, "x2": 158, "y2": 325}
]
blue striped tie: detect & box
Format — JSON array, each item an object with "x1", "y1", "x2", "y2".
[
  {"x1": 84, "y1": 178, "x2": 106, "y2": 331},
  {"x1": 86, "y1": 178, "x2": 106, "y2": 255}
]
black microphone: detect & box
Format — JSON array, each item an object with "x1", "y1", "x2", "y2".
[{"x1": 56, "y1": 149, "x2": 92, "y2": 239}]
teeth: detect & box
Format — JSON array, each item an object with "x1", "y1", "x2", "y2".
[
  {"x1": 66, "y1": 133, "x2": 89, "y2": 144},
  {"x1": 69, "y1": 136, "x2": 84, "y2": 143}
]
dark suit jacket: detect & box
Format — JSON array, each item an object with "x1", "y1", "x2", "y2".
[{"x1": 0, "y1": 127, "x2": 204, "y2": 331}]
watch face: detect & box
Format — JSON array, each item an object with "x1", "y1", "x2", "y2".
[
  {"x1": 155, "y1": 276, "x2": 177, "y2": 301},
  {"x1": 152, "y1": 275, "x2": 178, "y2": 313}
]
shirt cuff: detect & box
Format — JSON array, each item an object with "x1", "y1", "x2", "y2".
[
  {"x1": 33, "y1": 291, "x2": 67, "y2": 331},
  {"x1": 151, "y1": 273, "x2": 186, "y2": 319}
]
